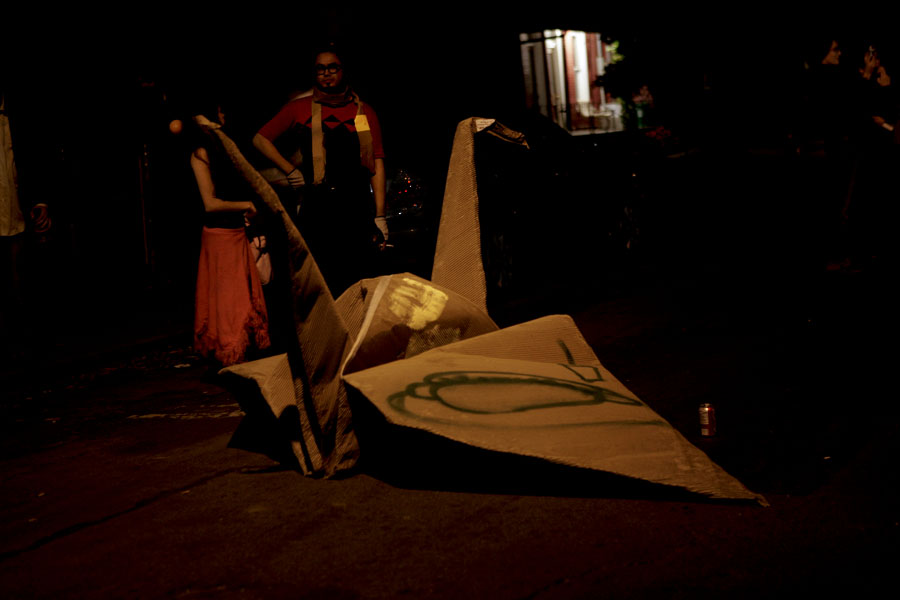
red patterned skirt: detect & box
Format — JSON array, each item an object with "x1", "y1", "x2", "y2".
[{"x1": 194, "y1": 227, "x2": 270, "y2": 366}]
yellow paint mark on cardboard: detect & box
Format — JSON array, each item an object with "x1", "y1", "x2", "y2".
[{"x1": 388, "y1": 278, "x2": 449, "y2": 330}]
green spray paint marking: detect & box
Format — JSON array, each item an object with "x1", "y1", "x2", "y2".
[
  {"x1": 556, "y1": 340, "x2": 605, "y2": 383},
  {"x1": 557, "y1": 340, "x2": 577, "y2": 364},
  {"x1": 387, "y1": 370, "x2": 642, "y2": 417}
]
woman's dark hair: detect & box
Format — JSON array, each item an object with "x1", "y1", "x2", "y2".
[
  {"x1": 185, "y1": 99, "x2": 223, "y2": 153},
  {"x1": 803, "y1": 36, "x2": 840, "y2": 66},
  {"x1": 183, "y1": 81, "x2": 236, "y2": 147}
]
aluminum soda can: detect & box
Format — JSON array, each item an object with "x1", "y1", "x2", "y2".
[{"x1": 699, "y1": 403, "x2": 717, "y2": 437}]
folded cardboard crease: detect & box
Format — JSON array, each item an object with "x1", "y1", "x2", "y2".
[{"x1": 197, "y1": 115, "x2": 765, "y2": 504}]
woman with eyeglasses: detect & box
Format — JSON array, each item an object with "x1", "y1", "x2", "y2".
[{"x1": 252, "y1": 44, "x2": 387, "y2": 297}]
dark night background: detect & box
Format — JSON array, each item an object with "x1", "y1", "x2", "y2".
[
  {"x1": 2, "y1": 5, "x2": 893, "y2": 348},
  {"x1": 2, "y1": 7, "x2": 898, "y2": 597}
]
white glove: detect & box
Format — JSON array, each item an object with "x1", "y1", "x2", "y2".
[
  {"x1": 374, "y1": 216, "x2": 389, "y2": 242},
  {"x1": 285, "y1": 168, "x2": 305, "y2": 189}
]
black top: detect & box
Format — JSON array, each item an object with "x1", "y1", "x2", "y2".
[{"x1": 199, "y1": 141, "x2": 254, "y2": 229}]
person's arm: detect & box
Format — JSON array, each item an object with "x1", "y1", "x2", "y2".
[
  {"x1": 371, "y1": 158, "x2": 386, "y2": 217},
  {"x1": 253, "y1": 104, "x2": 305, "y2": 188},
  {"x1": 252, "y1": 133, "x2": 296, "y2": 176},
  {"x1": 191, "y1": 147, "x2": 255, "y2": 216},
  {"x1": 252, "y1": 132, "x2": 304, "y2": 188},
  {"x1": 366, "y1": 104, "x2": 388, "y2": 242},
  {"x1": 861, "y1": 50, "x2": 879, "y2": 80},
  {"x1": 371, "y1": 158, "x2": 388, "y2": 244},
  {"x1": 873, "y1": 115, "x2": 895, "y2": 131}
]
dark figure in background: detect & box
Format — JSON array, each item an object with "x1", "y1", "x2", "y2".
[
  {"x1": 0, "y1": 91, "x2": 53, "y2": 364},
  {"x1": 803, "y1": 37, "x2": 856, "y2": 268},
  {"x1": 841, "y1": 45, "x2": 898, "y2": 269},
  {"x1": 811, "y1": 39, "x2": 849, "y2": 159},
  {"x1": 190, "y1": 103, "x2": 271, "y2": 368},
  {"x1": 252, "y1": 44, "x2": 387, "y2": 297}
]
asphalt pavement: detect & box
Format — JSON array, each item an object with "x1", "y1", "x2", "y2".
[{"x1": 1, "y1": 147, "x2": 896, "y2": 598}]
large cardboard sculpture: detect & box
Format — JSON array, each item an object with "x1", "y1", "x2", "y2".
[{"x1": 198, "y1": 115, "x2": 765, "y2": 504}]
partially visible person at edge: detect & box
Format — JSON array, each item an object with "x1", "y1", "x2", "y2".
[
  {"x1": 802, "y1": 37, "x2": 855, "y2": 268},
  {"x1": 252, "y1": 43, "x2": 387, "y2": 297},
  {"x1": 1, "y1": 91, "x2": 52, "y2": 360},
  {"x1": 842, "y1": 44, "x2": 898, "y2": 269},
  {"x1": 190, "y1": 102, "x2": 270, "y2": 368},
  {"x1": 804, "y1": 38, "x2": 854, "y2": 160}
]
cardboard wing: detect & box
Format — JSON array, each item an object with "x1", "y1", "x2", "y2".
[
  {"x1": 431, "y1": 118, "x2": 529, "y2": 311},
  {"x1": 343, "y1": 314, "x2": 766, "y2": 504}
]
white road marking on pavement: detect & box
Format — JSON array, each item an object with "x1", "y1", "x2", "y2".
[{"x1": 127, "y1": 404, "x2": 243, "y2": 420}]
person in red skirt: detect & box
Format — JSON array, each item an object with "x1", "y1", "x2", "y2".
[{"x1": 190, "y1": 103, "x2": 270, "y2": 368}]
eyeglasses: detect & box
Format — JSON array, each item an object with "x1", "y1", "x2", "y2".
[{"x1": 315, "y1": 63, "x2": 342, "y2": 75}]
